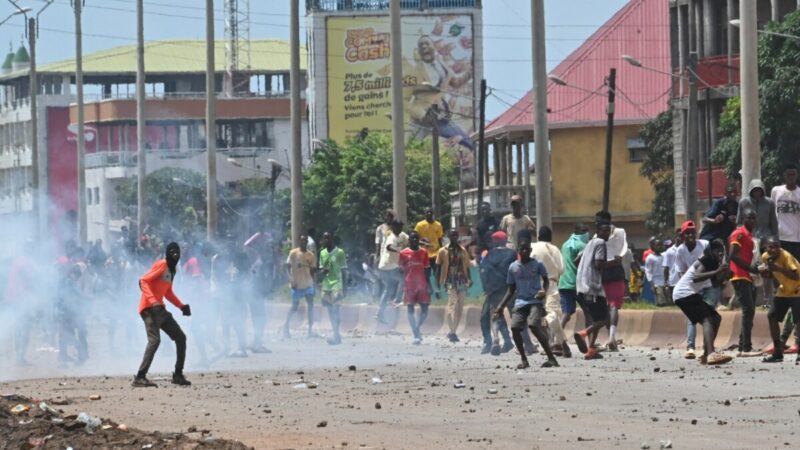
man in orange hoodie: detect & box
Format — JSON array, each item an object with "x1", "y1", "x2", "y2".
[{"x1": 133, "y1": 242, "x2": 192, "y2": 387}]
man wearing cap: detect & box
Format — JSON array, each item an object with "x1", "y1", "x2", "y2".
[
  {"x1": 479, "y1": 231, "x2": 517, "y2": 355},
  {"x1": 133, "y1": 242, "x2": 192, "y2": 387},
  {"x1": 500, "y1": 195, "x2": 536, "y2": 250},
  {"x1": 674, "y1": 220, "x2": 709, "y2": 359}
]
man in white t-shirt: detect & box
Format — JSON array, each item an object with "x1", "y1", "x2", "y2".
[
  {"x1": 662, "y1": 229, "x2": 683, "y2": 294},
  {"x1": 674, "y1": 221, "x2": 709, "y2": 359},
  {"x1": 644, "y1": 238, "x2": 667, "y2": 306},
  {"x1": 375, "y1": 209, "x2": 396, "y2": 259},
  {"x1": 376, "y1": 219, "x2": 408, "y2": 323},
  {"x1": 772, "y1": 164, "x2": 800, "y2": 259}
]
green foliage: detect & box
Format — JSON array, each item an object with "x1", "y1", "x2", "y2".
[
  {"x1": 714, "y1": 10, "x2": 800, "y2": 188},
  {"x1": 302, "y1": 132, "x2": 458, "y2": 260},
  {"x1": 639, "y1": 110, "x2": 675, "y2": 233}
]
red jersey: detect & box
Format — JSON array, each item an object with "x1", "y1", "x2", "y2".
[
  {"x1": 399, "y1": 248, "x2": 430, "y2": 288},
  {"x1": 729, "y1": 225, "x2": 754, "y2": 281},
  {"x1": 642, "y1": 248, "x2": 653, "y2": 264},
  {"x1": 138, "y1": 259, "x2": 185, "y2": 314}
]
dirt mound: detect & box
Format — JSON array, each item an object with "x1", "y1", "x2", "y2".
[{"x1": 1, "y1": 394, "x2": 253, "y2": 450}]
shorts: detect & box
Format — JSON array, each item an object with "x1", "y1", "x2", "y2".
[
  {"x1": 603, "y1": 280, "x2": 626, "y2": 309},
  {"x1": 404, "y1": 286, "x2": 431, "y2": 305},
  {"x1": 768, "y1": 297, "x2": 800, "y2": 322},
  {"x1": 291, "y1": 286, "x2": 315, "y2": 302},
  {"x1": 675, "y1": 294, "x2": 720, "y2": 325},
  {"x1": 510, "y1": 302, "x2": 546, "y2": 331},
  {"x1": 321, "y1": 289, "x2": 343, "y2": 306},
  {"x1": 559, "y1": 289, "x2": 578, "y2": 314},
  {"x1": 581, "y1": 294, "x2": 609, "y2": 322}
]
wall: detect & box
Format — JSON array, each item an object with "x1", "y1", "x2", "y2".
[{"x1": 550, "y1": 123, "x2": 654, "y2": 245}]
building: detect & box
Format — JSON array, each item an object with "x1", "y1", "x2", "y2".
[
  {"x1": 668, "y1": 0, "x2": 800, "y2": 220},
  {"x1": 0, "y1": 39, "x2": 308, "y2": 247},
  {"x1": 306, "y1": 0, "x2": 483, "y2": 154},
  {"x1": 457, "y1": 0, "x2": 671, "y2": 245}
]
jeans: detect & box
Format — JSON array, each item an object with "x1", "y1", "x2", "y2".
[
  {"x1": 377, "y1": 268, "x2": 402, "y2": 319},
  {"x1": 480, "y1": 292, "x2": 512, "y2": 347},
  {"x1": 733, "y1": 280, "x2": 756, "y2": 352},
  {"x1": 687, "y1": 287, "x2": 720, "y2": 349},
  {"x1": 137, "y1": 306, "x2": 186, "y2": 377}
]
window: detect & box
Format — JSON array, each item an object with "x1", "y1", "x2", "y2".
[
  {"x1": 87, "y1": 188, "x2": 93, "y2": 205},
  {"x1": 94, "y1": 187, "x2": 100, "y2": 204},
  {"x1": 627, "y1": 137, "x2": 647, "y2": 163}
]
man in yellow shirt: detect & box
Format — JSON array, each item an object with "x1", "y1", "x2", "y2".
[
  {"x1": 761, "y1": 237, "x2": 800, "y2": 363},
  {"x1": 282, "y1": 235, "x2": 317, "y2": 339},
  {"x1": 415, "y1": 208, "x2": 444, "y2": 297}
]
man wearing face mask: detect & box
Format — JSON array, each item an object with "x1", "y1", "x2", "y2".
[{"x1": 132, "y1": 242, "x2": 192, "y2": 387}]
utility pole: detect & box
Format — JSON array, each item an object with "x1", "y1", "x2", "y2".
[
  {"x1": 206, "y1": 0, "x2": 218, "y2": 241},
  {"x1": 431, "y1": 125, "x2": 440, "y2": 218},
  {"x1": 27, "y1": 17, "x2": 39, "y2": 240},
  {"x1": 531, "y1": 0, "x2": 551, "y2": 229},
  {"x1": 290, "y1": 0, "x2": 302, "y2": 246},
  {"x1": 686, "y1": 52, "x2": 699, "y2": 221},
  {"x1": 136, "y1": 0, "x2": 146, "y2": 241},
  {"x1": 476, "y1": 79, "x2": 486, "y2": 223},
  {"x1": 739, "y1": 0, "x2": 760, "y2": 192},
  {"x1": 74, "y1": 0, "x2": 86, "y2": 246},
  {"x1": 390, "y1": 0, "x2": 406, "y2": 222},
  {"x1": 601, "y1": 68, "x2": 616, "y2": 212}
]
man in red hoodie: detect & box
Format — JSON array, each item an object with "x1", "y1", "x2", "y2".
[{"x1": 133, "y1": 242, "x2": 192, "y2": 387}]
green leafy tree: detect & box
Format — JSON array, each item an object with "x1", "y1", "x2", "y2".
[
  {"x1": 639, "y1": 110, "x2": 675, "y2": 233},
  {"x1": 713, "y1": 10, "x2": 800, "y2": 188},
  {"x1": 302, "y1": 132, "x2": 458, "y2": 260}
]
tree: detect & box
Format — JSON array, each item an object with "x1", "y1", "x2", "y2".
[
  {"x1": 639, "y1": 110, "x2": 675, "y2": 233},
  {"x1": 713, "y1": 10, "x2": 800, "y2": 188},
  {"x1": 301, "y1": 132, "x2": 458, "y2": 261}
]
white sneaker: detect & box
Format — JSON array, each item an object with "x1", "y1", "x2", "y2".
[
  {"x1": 412, "y1": 337, "x2": 422, "y2": 345},
  {"x1": 684, "y1": 348, "x2": 696, "y2": 359}
]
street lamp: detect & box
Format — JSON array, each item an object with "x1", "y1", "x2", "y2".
[
  {"x1": 0, "y1": 6, "x2": 29, "y2": 26},
  {"x1": 730, "y1": 19, "x2": 800, "y2": 41},
  {"x1": 547, "y1": 74, "x2": 606, "y2": 96},
  {"x1": 621, "y1": 54, "x2": 687, "y2": 80}
]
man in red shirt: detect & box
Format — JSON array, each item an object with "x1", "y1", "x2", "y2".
[
  {"x1": 729, "y1": 209, "x2": 760, "y2": 355},
  {"x1": 133, "y1": 242, "x2": 192, "y2": 387},
  {"x1": 399, "y1": 231, "x2": 431, "y2": 345}
]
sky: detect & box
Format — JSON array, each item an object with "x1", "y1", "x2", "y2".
[{"x1": 0, "y1": 0, "x2": 628, "y2": 120}]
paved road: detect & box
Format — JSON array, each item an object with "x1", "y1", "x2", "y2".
[{"x1": 1, "y1": 333, "x2": 797, "y2": 449}]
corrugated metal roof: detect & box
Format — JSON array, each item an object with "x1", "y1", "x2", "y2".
[
  {"x1": 1, "y1": 39, "x2": 306, "y2": 79},
  {"x1": 487, "y1": 0, "x2": 671, "y2": 134}
]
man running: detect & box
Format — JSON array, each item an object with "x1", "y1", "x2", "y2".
[
  {"x1": 377, "y1": 219, "x2": 409, "y2": 322},
  {"x1": 399, "y1": 231, "x2": 431, "y2": 345},
  {"x1": 283, "y1": 234, "x2": 317, "y2": 338},
  {"x1": 573, "y1": 222, "x2": 613, "y2": 360},
  {"x1": 479, "y1": 231, "x2": 516, "y2": 355},
  {"x1": 133, "y1": 242, "x2": 192, "y2": 387},
  {"x1": 761, "y1": 237, "x2": 800, "y2": 363},
  {"x1": 437, "y1": 229, "x2": 472, "y2": 342},
  {"x1": 559, "y1": 223, "x2": 590, "y2": 331},
  {"x1": 672, "y1": 239, "x2": 732, "y2": 365},
  {"x1": 319, "y1": 232, "x2": 348, "y2": 345},
  {"x1": 730, "y1": 210, "x2": 760, "y2": 356},
  {"x1": 495, "y1": 229, "x2": 558, "y2": 369},
  {"x1": 530, "y1": 226, "x2": 570, "y2": 357}
]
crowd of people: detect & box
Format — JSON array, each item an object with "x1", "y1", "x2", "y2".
[{"x1": 4, "y1": 164, "x2": 800, "y2": 384}]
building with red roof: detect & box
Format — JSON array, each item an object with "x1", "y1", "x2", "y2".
[{"x1": 455, "y1": 0, "x2": 671, "y2": 244}]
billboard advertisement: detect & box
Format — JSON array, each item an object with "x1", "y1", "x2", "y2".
[{"x1": 327, "y1": 14, "x2": 476, "y2": 184}]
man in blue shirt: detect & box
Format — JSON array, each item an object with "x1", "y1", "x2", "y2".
[
  {"x1": 479, "y1": 231, "x2": 516, "y2": 355},
  {"x1": 495, "y1": 229, "x2": 558, "y2": 369}
]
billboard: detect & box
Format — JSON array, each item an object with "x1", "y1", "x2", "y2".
[{"x1": 327, "y1": 14, "x2": 476, "y2": 184}]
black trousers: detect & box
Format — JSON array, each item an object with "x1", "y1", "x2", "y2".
[{"x1": 137, "y1": 305, "x2": 186, "y2": 377}]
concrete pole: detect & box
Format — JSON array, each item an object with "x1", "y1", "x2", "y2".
[
  {"x1": 727, "y1": 0, "x2": 736, "y2": 85},
  {"x1": 686, "y1": 52, "x2": 699, "y2": 221},
  {"x1": 136, "y1": 0, "x2": 146, "y2": 240},
  {"x1": 703, "y1": 0, "x2": 718, "y2": 56},
  {"x1": 677, "y1": 4, "x2": 686, "y2": 96},
  {"x1": 290, "y1": 0, "x2": 302, "y2": 246},
  {"x1": 28, "y1": 18, "x2": 40, "y2": 241},
  {"x1": 390, "y1": 0, "x2": 406, "y2": 222},
  {"x1": 431, "y1": 126, "x2": 441, "y2": 218},
  {"x1": 531, "y1": 0, "x2": 551, "y2": 229},
  {"x1": 75, "y1": 2, "x2": 86, "y2": 246},
  {"x1": 772, "y1": 0, "x2": 781, "y2": 22},
  {"x1": 740, "y1": 0, "x2": 761, "y2": 192},
  {"x1": 206, "y1": 0, "x2": 218, "y2": 241},
  {"x1": 523, "y1": 142, "x2": 531, "y2": 214}
]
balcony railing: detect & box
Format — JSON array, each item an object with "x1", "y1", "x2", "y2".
[
  {"x1": 84, "y1": 147, "x2": 273, "y2": 169},
  {"x1": 450, "y1": 184, "x2": 535, "y2": 220},
  {"x1": 81, "y1": 90, "x2": 294, "y2": 102},
  {"x1": 308, "y1": 0, "x2": 480, "y2": 12}
]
